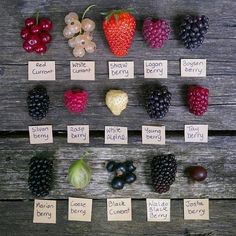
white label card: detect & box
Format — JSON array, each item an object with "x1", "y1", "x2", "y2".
[
  {"x1": 68, "y1": 197, "x2": 93, "y2": 222},
  {"x1": 29, "y1": 125, "x2": 53, "y2": 144},
  {"x1": 107, "y1": 198, "x2": 132, "y2": 221},
  {"x1": 105, "y1": 126, "x2": 128, "y2": 144},
  {"x1": 70, "y1": 61, "x2": 95, "y2": 80},
  {"x1": 33, "y1": 199, "x2": 56, "y2": 224},
  {"x1": 146, "y1": 199, "x2": 171, "y2": 222},
  {"x1": 184, "y1": 199, "x2": 209, "y2": 220},
  {"x1": 109, "y1": 61, "x2": 134, "y2": 79},
  {"x1": 185, "y1": 125, "x2": 208, "y2": 143},
  {"x1": 28, "y1": 61, "x2": 56, "y2": 81},
  {"x1": 142, "y1": 126, "x2": 165, "y2": 145},
  {"x1": 181, "y1": 59, "x2": 206, "y2": 77},
  {"x1": 67, "y1": 125, "x2": 89, "y2": 144},
  {"x1": 144, "y1": 60, "x2": 168, "y2": 78}
]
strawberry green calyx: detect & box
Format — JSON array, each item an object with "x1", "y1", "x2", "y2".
[{"x1": 101, "y1": 8, "x2": 135, "y2": 22}]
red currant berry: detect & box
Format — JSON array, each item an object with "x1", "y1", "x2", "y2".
[
  {"x1": 35, "y1": 43, "x2": 47, "y2": 54},
  {"x1": 26, "y1": 34, "x2": 41, "y2": 48},
  {"x1": 23, "y1": 41, "x2": 34, "y2": 52},
  {"x1": 39, "y1": 31, "x2": 52, "y2": 44},
  {"x1": 39, "y1": 18, "x2": 53, "y2": 31},
  {"x1": 25, "y1": 17, "x2": 36, "y2": 27},
  {"x1": 30, "y1": 24, "x2": 42, "y2": 34},
  {"x1": 20, "y1": 27, "x2": 30, "y2": 39}
]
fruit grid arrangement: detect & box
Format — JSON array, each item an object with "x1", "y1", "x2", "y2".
[{"x1": 16, "y1": 3, "x2": 218, "y2": 225}]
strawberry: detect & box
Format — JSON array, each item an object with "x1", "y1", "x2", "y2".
[{"x1": 102, "y1": 9, "x2": 136, "y2": 57}]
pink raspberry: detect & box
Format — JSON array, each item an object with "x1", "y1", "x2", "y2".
[
  {"x1": 64, "y1": 90, "x2": 88, "y2": 114},
  {"x1": 187, "y1": 85, "x2": 209, "y2": 116},
  {"x1": 142, "y1": 18, "x2": 170, "y2": 49}
]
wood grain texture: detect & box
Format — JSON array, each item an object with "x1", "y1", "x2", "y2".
[
  {"x1": 0, "y1": 199, "x2": 235, "y2": 236},
  {"x1": 0, "y1": 135, "x2": 235, "y2": 200},
  {"x1": 0, "y1": 0, "x2": 235, "y2": 131}
]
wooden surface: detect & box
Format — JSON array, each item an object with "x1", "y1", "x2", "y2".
[{"x1": 0, "y1": 0, "x2": 236, "y2": 235}]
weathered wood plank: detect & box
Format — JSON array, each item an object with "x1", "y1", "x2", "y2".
[
  {"x1": 0, "y1": 199, "x2": 235, "y2": 236},
  {"x1": 0, "y1": 136, "x2": 235, "y2": 199},
  {"x1": 0, "y1": 71, "x2": 235, "y2": 131}
]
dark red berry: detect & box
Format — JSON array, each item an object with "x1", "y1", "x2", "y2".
[
  {"x1": 23, "y1": 41, "x2": 34, "y2": 53},
  {"x1": 189, "y1": 166, "x2": 207, "y2": 181},
  {"x1": 187, "y1": 85, "x2": 209, "y2": 116},
  {"x1": 39, "y1": 18, "x2": 53, "y2": 31},
  {"x1": 21, "y1": 27, "x2": 30, "y2": 39},
  {"x1": 25, "y1": 17, "x2": 36, "y2": 27},
  {"x1": 26, "y1": 34, "x2": 41, "y2": 48},
  {"x1": 30, "y1": 24, "x2": 43, "y2": 34},
  {"x1": 40, "y1": 31, "x2": 52, "y2": 44},
  {"x1": 35, "y1": 43, "x2": 47, "y2": 54}
]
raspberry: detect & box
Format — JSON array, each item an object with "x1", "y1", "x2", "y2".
[
  {"x1": 180, "y1": 15, "x2": 209, "y2": 50},
  {"x1": 187, "y1": 85, "x2": 209, "y2": 116},
  {"x1": 142, "y1": 18, "x2": 170, "y2": 49},
  {"x1": 146, "y1": 86, "x2": 172, "y2": 119},
  {"x1": 151, "y1": 154, "x2": 177, "y2": 194},
  {"x1": 64, "y1": 89, "x2": 88, "y2": 114}
]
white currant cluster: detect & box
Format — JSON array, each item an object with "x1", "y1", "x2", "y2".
[{"x1": 63, "y1": 12, "x2": 96, "y2": 58}]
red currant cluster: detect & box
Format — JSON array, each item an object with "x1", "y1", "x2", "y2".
[
  {"x1": 63, "y1": 5, "x2": 96, "y2": 58},
  {"x1": 20, "y1": 14, "x2": 53, "y2": 54}
]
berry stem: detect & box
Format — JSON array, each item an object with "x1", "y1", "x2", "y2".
[
  {"x1": 82, "y1": 4, "x2": 96, "y2": 20},
  {"x1": 36, "y1": 12, "x2": 39, "y2": 25}
]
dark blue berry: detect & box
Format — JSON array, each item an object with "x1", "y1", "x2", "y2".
[
  {"x1": 125, "y1": 173, "x2": 137, "y2": 184},
  {"x1": 111, "y1": 176, "x2": 125, "y2": 189},
  {"x1": 124, "y1": 161, "x2": 136, "y2": 173},
  {"x1": 106, "y1": 161, "x2": 116, "y2": 172},
  {"x1": 115, "y1": 163, "x2": 127, "y2": 175}
]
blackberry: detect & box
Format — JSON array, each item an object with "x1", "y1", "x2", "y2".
[
  {"x1": 151, "y1": 154, "x2": 177, "y2": 194},
  {"x1": 27, "y1": 86, "x2": 49, "y2": 120},
  {"x1": 146, "y1": 86, "x2": 171, "y2": 119},
  {"x1": 180, "y1": 15, "x2": 209, "y2": 50},
  {"x1": 28, "y1": 153, "x2": 54, "y2": 197}
]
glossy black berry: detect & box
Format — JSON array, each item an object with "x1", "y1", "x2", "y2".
[
  {"x1": 111, "y1": 176, "x2": 125, "y2": 189},
  {"x1": 124, "y1": 161, "x2": 136, "y2": 173},
  {"x1": 146, "y1": 86, "x2": 172, "y2": 119},
  {"x1": 27, "y1": 86, "x2": 49, "y2": 120},
  {"x1": 106, "y1": 161, "x2": 116, "y2": 172},
  {"x1": 151, "y1": 154, "x2": 177, "y2": 194},
  {"x1": 125, "y1": 173, "x2": 137, "y2": 184},
  {"x1": 115, "y1": 163, "x2": 127, "y2": 175},
  {"x1": 180, "y1": 15, "x2": 209, "y2": 50},
  {"x1": 28, "y1": 153, "x2": 54, "y2": 197}
]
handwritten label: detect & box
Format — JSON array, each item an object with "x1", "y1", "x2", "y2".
[
  {"x1": 181, "y1": 59, "x2": 206, "y2": 77},
  {"x1": 29, "y1": 125, "x2": 53, "y2": 144},
  {"x1": 28, "y1": 61, "x2": 56, "y2": 80},
  {"x1": 107, "y1": 198, "x2": 132, "y2": 221},
  {"x1": 67, "y1": 125, "x2": 89, "y2": 144},
  {"x1": 109, "y1": 61, "x2": 134, "y2": 79},
  {"x1": 68, "y1": 197, "x2": 92, "y2": 222},
  {"x1": 185, "y1": 125, "x2": 208, "y2": 143},
  {"x1": 70, "y1": 61, "x2": 95, "y2": 80},
  {"x1": 184, "y1": 199, "x2": 209, "y2": 220},
  {"x1": 142, "y1": 126, "x2": 165, "y2": 145},
  {"x1": 105, "y1": 126, "x2": 128, "y2": 144},
  {"x1": 144, "y1": 60, "x2": 168, "y2": 78},
  {"x1": 33, "y1": 199, "x2": 56, "y2": 224},
  {"x1": 146, "y1": 199, "x2": 170, "y2": 222}
]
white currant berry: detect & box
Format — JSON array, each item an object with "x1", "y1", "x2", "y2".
[
  {"x1": 73, "y1": 46, "x2": 85, "y2": 58},
  {"x1": 83, "y1": 31, "x2": 93, "y2": 41},
  {"x1": 67, "y1": 19, "x2": 81, "y2": 34},
  {"x1": 65, "y1": 12, "x2": 78, "y2": 24},
  {"x1": 81, "y1": 18, "x2": 95, "y2": 32},
  {"x1": 68, "y1": 37, "x2": 76, "y2": 48},
  {"x1": 85, "y1": 41, "x2": 96, "y2": 53},
  {"x1": 75, "y1": 34, "x2": 90, "y2": 48},
  {"x1": 63, "y1": 27, "x2": 74, "y2": 39}
]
